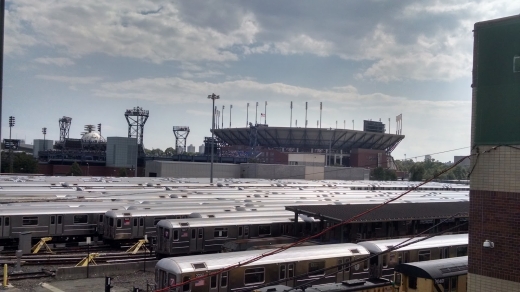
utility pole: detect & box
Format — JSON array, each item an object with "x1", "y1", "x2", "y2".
[
  {"x1": 229, "y1": 105, "x2": 232, "y2": 128},
  {"x1": 246, "y1": 103, "x2": 249, "y2": 126},
  {"x1": 265, "y1": 101, "x2": 267, "y2": 124},
  {"x1": 305, "y1": 102, "x2": 308, "y2": 128},
  {"x1": 222, "y1": 105, "x2": 225, "y2": 128},
  {"x1": 344, "y1": 120, "x2": 345, "y2": 129},
  {"x1": 388, "y1": 118, "x2": 391, "y2": 134},
  {"x1": 290, "y1": 101, "x2": 293, "y2": 127},
  {"x1": 9, "y1": 116, "x2": 14, "y2": 173},
  {"x1": 319, "y1": 102, "x2": 322, "y2": 128},
  {"x1": 255, "y1": 102, "x2": 258, "y2": 125},
  {"x1": 207, "y1": 93, "x2": 220, "y2": 183},
  {"x1": 352, "y1": 120, "x2": 354, "y2": 130}
]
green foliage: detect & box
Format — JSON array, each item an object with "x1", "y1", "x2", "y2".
[
  {"x1": 0, "y1": 152, "x2": 39, "y2": 173},
  {"x1": 396, "y1": 158, "x2": 469, "y2": 182},
  {"x1": 164, "y1": 147, "x2": 175, "y2": 156},
  {"x1": 370, "y1": 167, "x2": 397, "y2": 181},
  {"x1": 68, "y1": 162, "x2": 83, "y2": 176},
  {"x1": 118, "y1": 168, "x2": 128, "y2": 177}
]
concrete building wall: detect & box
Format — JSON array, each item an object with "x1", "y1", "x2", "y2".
[
  {"x1": 288, "y1": 153, "x2": 325, "y2": 167},
  {"x1": 468, "y1": 15, "x2": 520, "y2": 291},
  {"x1": 147, "y1": 161, "x2": 240, "y2": 178},
  {"x1": 350, "y1": 148, "x2": 387, "y2": 168},
  {"x1": 324, "y1": 167, "x2": 370, "y2": 180},
  {"x1": 33, "y1": 139, "x2": 53, "y2": 157},
  {"x1": 106, "y1": 137, "x2": 138, "y2": 168},
  {"x1": 240, "y1": 163, "x2": 306, "y2": 180}
]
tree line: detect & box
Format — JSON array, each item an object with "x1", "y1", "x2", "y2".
[{"x1": 371, "y1": 157, "x2": 469, "y2": 181}]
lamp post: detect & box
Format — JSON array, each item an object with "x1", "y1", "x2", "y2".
[
  {"x1": 352, "y1": 120, "x2": 354, "y2": 130},
  {"x1": 42, "y1": 127, "x2": 47, "y2": 151},
  {"x1": 264, "y1": 101, "x2": 267, "y2": 125},
  {"x1": 208, "y1": 93, "x2": 220, "y2": 183},
  {"x1": 255, "y1": 102, "x2": 258, "y2": 125},
  {"x1": 8, "y1": 116, "x2": 15, "y2": 173},
  {"x1": 222, "y1": 105, "x2": 225, "y2": 129},
  {"x1": 229, "y1": 105, "x2": 232, "y2": 128},
  {"x1": 246, "y1": 103, "x2": 249, "y2": 126}
]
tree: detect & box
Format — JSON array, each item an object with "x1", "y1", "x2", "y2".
[
  {"x1": 164, "y1": 147, "x2": 175, "y2": 156},
  {"x1": 118, "y1": 168, "x2": 128, "y2": 177},
  {"x1": 370, "y1": 167, "x2": 397, "y2": 181},
  {"x1": 409, "y1": 163, "x2": 425, "y2": 181},
  {"x1": 1, "y1": 152, "x2": 39, "y2": 173},
  {"x1": 68, "y1": 162, "x2": 83, "y2": 176}
]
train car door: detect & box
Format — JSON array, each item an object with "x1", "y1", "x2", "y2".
[
  {"x1": 189, "y1": 228, "x2": 197, "y2": 252},
  {"x1": 139, "y1": 217, "x2": 145, "y2": 237},
  {"x1": 56, "y1": 215, "x2": 63, "y2": 234},
  {"x1": 49, "y1": 215, "x2": 57, "y2": 236},
  {"x1": 336, "y1": 258, "x2": 351, "y2": 282},
  {"x1": 196, "y1": 228, "x2": 204, "y2": 251},
  {"x1": 132, "y1": 218, "x2": 139, "y2": 238},
  {"x1": 1, "y1": 217, "x2": 10, "y2": 238}
]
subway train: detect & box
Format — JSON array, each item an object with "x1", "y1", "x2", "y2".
[
  {"x1": 155, "y1": 216, "x2": 318, "y2": 258},
  {"x1": 155, "y1": 234, "x2": 468, "y2": 292}
]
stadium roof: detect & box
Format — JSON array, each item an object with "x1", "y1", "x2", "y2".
[{"x1": 213, "y1": 127, "x2": 404, "y2": 153}]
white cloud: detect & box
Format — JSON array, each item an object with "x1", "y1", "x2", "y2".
[
  {"x1": 33, "y1": 57, "x2": 75, "y2": 66},
  {"x1": 36, "y1": 74, "x2": 102, "y2": 85}
]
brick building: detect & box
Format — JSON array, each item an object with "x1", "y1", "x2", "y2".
[{"x1": 469, "y1": 15, "x2": 520, "y2": 291}]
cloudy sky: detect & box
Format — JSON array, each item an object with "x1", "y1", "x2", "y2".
[{"x1": 2, "y1": 0, "x2": 518, "y2": 162}]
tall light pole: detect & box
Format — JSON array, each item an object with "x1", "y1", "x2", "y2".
[
  {"x1": 352, "y1": 120, "x2": 354, "y2": 130},
  {"x1": 208, "y1": 93, "x2": 220, "y2": 183},
  {"x1": 344, "y1": 120, "x2": 345, "y2": 129},
  {"x1": 264, "y1": 101, "x2": 267, "y2": 124},
  {"x1": 255, "y1": 102, "x2": 258, "y2": 125},
  {"x1": 388, "y1": 118, "x2": 391, "y2": 134},
  {"x1": 290, "y1": 101, "x2": 293, "y2": 127},
  {"x1": 222, "y1": 105, "x2": 225, "y2": 128},
  {"x1": 319, "y1": 102, "x2": 322, "y2": 128},
  {"x1": 305, "y1": 102, "x2": 308, "y2": 128},
  {"x1": 42, "y1": 127, "x2": 47, "y2": 151},
  {"x1": 246, "y1": 103, "x2": 249, "y2": 126},
  {"x1": 229, "y1": 105, "x2": 232, "y2": 128},
  {"x1": 9, "y1": 116, "x2": 14, "y2": 173},
  {"x1": 336, "y1": 120, "x2": 337, "y2": 129}
]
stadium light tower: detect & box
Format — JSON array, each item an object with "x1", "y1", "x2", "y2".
[
  {"x1": 264, "y1": 101, "x2": 267, "y2": 124},
  {"x1": 255, "y1": 102, "x2": 258, "y2": 125},
  {"x1": 229, "y1": 105, "x2": 232, "y2": 128},
  {"x1": 42, "y1": 127, "x2": 47, "y2": 151},
  {"x1": 208, "y1": 93, "x2": 220, "y2": 183},
  {"x1": 246, "y1": 103, "x2": 249, "y2": 127},
  {"x1": 9, "y1": 116, "x2": 15, "y2": 173},
  {"x1": 290, "y1": 101, "x2": 293, "y2": 127},
  {"x1": 222, "y1": 105, "x2": 225, "y2": 128}
]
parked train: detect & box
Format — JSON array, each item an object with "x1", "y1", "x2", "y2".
[
  {"x1": 155, "y1": 234, "x2": 468, "y2": 292},
  {"x1": 155, "y1": 216, "x2": 317, "y2": 258}
]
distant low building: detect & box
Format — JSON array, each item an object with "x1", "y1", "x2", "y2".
[
  {"x1": 454, "y1": 155, "x2": 470, "y2": 168},
  {"x1": 187, "y1": 144, "x2": 195, "y2": 153},
  {"x1": 198, "y1": 144, "x2": 204, "y2": 154}
]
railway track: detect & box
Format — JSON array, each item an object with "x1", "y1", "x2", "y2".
[
  {"x1": 1, "y1": 252, "x2": 156, "y2": 266},
  {"x1": 8, "y1": 269, "x2": 55, "y2": 281}
]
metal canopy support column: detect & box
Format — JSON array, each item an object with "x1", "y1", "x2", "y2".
[{"x1": 294, "y1": 210, "x2": 299, "y2": 237}]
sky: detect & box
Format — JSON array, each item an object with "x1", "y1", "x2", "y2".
[{"x1": 2, "y1": 0, "x2": 518, "y2": 162}]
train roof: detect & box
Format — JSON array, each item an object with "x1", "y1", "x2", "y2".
[
  {"x1": 156, "y1": 243, "x2": 369, "y2": 274},
  {"x1": 0, "y1": 206, "x2": 122, "y2": 216},
  {"x1": 394, "y1": 256, "x2": 468, "y2": 279},
  {"x1": 157, "y1": 215, "x2": 314, "y2": 229},
  {"x1": 358, "y1": 234, "x2": 468, "y2": 253}
]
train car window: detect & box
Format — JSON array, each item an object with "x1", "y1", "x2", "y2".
[
  {"x1": 173, "y1": 230, "x2": 179, "y2": 241},
  {"x1": 337, "y1": 259, "x2": 343, "y2": 272},
  {"x1": 258, "y1": 225, "x2": 271, "y2": 236},
  {"x1": 451, "y1": 276, "x2": 458, "y2": 292},
  {"x1": 4, "y1": 217, "x2": 9, "y2": 226},
  {"x1": 244, "y1": 226, "x2": 249, "y2": 236},
  {"x1": 58, "y1": 216, "x2": 62, "y2": 224},
  {"x1": 238, "y1": 226, "x2": 243, "y2": 236},
  {"x1": 22, "y1": 217, "x2": 38, "y2": 226},
  {"x1": 74, "y1": 215, "x2": 88, "y2": 224},
  {"x1": 408, "y1": 276, "x2": 417, "y2": 289},
  {"x1": 288, "y1": 264, "x2": 294, "y2": 278},
  {"x1": 210, "y1": 275, "x2": 217, "y2": 288},
  {"x1": 50, "y1": 216, "x2": 55, "y2": 224},
  {"x1": 244, "y1": 268, "x2": 265, "y2": 285},
  {"x1": 456, "y1": 246, "x2": 467, "y2": 257},
  {"x1": 363, "y1": 259, "x2": 369, "y2": 271},
  {"x1": 418, "y1": 250, "x2": 431, "y2": 262},
  {"x1": 198, "y1": 229, "x2": 203, "y2": 239},
  {"x1": 403, "y1": 251, "x2": 409, "y2": 263},
  {"x1": 221, "y1": 272, "x2": 228, "y2": 287},
  {"x1": 117, "y1": 219, "x2": 122, "y2": 228},
  {"x1": 191, "y1": 229, "x2": 196, "y2": 239},
  {"x1": 308, "y1": 261, "x2": 325, "y2": 276},
  {"x1": 109, "y1": 218, "x2": 114, "y2": 227},
  {"x1": 139, "y1": 218, "x2": 144, "y2": 226},
  {"x1": 99, "y1": 215, "x2": 103, "y2": 223},
  {"x1": 182, "y1": 276, "x2": 190, "y2": 292},
  {"x1": 382, "y1": 254, "x2": 388, "y2": 268},
  {"x1": 279, "y1": 265, "x2": 286, "y2": 279},
  {"x1": 133, "y1": 218, "x2": 138, "y2": 226},
  {"x1": 124, "y1": 218, "x2": 131, "y2": 226},
  {"x1": 214, "y1": 228, "x2": 228, "y2": 238}
]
